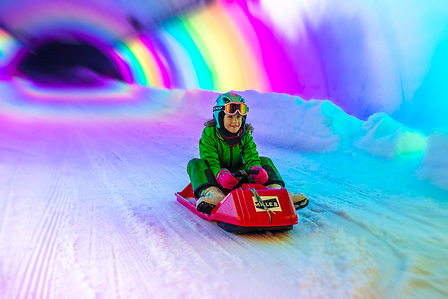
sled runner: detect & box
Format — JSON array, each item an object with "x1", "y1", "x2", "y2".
[{"x1": 175, "y1": 170, "x2": 298, "y2": 233}]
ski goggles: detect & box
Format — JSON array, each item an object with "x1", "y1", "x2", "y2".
[{"x1": 214, "y1": 102, "x2": 249, "y2": 115}]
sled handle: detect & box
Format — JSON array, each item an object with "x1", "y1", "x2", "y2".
[{"x1": 232, "y1": 169, "x2": 259, "y2": 179}]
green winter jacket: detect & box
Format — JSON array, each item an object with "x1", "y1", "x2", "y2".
[{"x1": 199, "y1": 123, "x2": 262, "y2": 177}]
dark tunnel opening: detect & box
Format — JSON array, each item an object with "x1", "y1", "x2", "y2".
[{"x1": 17, "y1": 40, "x2": 124, "y2": 86}]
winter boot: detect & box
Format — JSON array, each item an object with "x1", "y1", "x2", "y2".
[
  {"x1": 266, "y1": 184, "x2": 308, "y2": 210},
  {"x1": 196, "y1": 186, "x2": 225, "y2": 215},
  {"x1": 289, "y1": 192, "x2": 308, "y2": 210},
  {"x1": 266, "y1": 184, "x2": 282, "y2": 189}
]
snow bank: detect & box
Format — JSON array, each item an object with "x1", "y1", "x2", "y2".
[
  {"x1": 246, "y1": 92, "x2": 343, "y2": 152},
  {"x1": 418, "y1": 132, "x2": 448, "y2": 190},
  {"x1": 356, "y1": 113, "x2": 427, "y2": 159},
  {"x1": 235, "y1": 90, "x2": 428, "y2": 160}
]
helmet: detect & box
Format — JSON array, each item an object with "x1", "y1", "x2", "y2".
[{"x1": 213, "y1": 92, "x2": 247, "y2": 129}]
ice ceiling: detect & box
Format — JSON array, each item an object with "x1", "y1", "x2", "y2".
[{"x1": 0, "y1": 0, "x2": 447, "y2": 134}]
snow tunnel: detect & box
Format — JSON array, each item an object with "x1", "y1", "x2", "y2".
[
  {"x1": 0, "y1": 1, "x2": 448, "y2": 298},
  {"x1": 16, "y1": 38, "x2": 129, "y2": 85}
]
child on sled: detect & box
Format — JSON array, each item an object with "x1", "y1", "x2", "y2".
[{"x1": 187, "y1": 92, "x2": 308, "y2": 214}]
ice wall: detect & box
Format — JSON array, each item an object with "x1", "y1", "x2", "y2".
[{"x1": 1, "y1": 0, "x2": 448, "y2": 134}]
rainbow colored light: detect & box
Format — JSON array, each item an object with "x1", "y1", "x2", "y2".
[{"x1": 0, "y1": 0, "x2": 447, "y2": 134}]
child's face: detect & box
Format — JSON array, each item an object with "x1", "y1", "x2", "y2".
[{"x1": 223, "y1": 114, "x2": 243, "y2": 133}]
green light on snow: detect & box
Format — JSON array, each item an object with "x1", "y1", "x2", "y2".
[{"x1": 396, "y1": 131, "x2": 427, "y2": 156}]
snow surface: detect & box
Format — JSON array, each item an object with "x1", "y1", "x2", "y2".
[{"x1": 0, "y1": 80, "x2": 447, "y2": 298}]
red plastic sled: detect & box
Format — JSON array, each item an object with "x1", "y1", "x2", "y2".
[{"x1": 175, "y1": 182, "x2": 298, "y2": 233}]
